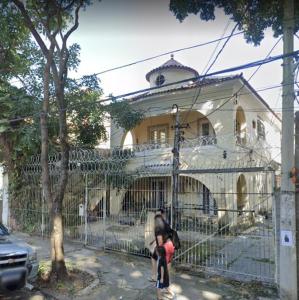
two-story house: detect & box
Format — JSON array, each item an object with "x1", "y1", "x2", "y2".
[{"x1": 107, "y1": 55, "x2": 281, "y2": 225}]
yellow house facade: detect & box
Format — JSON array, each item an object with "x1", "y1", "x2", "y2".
[{"x1": 107, "y1": 56, "x2": 281, "y2": 225}]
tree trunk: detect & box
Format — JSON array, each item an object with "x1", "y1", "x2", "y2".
[
  {"x1": 50, "y1": 200, "x2": 67, "y2": 278},
  {"x1": 12, "y1": 0, "x2": 83, "y2": 280},
  {"x1": 50, "y1": 85, "x2": 69, "y2": 278},
  {"x1": 0, "y1": 134, "x2": 13, "y2": 173},
  {"x1": 40, "y1": 47, "x2": 68, "y2": 279}
]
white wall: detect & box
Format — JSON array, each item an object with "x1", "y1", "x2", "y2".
[
  {"x1": 148, "y1": 68, "x2": 196, "y2": 90},
  {"x1": 234, "y1": 80, "x2": 281, "y2": 164}
]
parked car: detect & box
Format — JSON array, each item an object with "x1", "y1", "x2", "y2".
[{"x1": 0, "y1": 223, "x2": 38, "y2": 291}]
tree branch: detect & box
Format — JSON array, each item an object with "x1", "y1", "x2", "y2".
[
  {"x1": 59, "y1": 1, "x2": 83, "y2": 82},
  {"x1": 63, "y1": 0, "x2": 76, "y2": 12},
  {"x1": 12, "y1": 0, "x2": 49, "y2": 58},
  {"x1": 63, "y1": 1, "x2": 83, "y2": 44}
]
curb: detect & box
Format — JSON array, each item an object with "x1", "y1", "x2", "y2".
[
  {"x1": 35, "y1": 267, "x2": 99, "y2": 299},
  {"x1": 77, "y1": 268, "x2": 100, "y2": 296}
]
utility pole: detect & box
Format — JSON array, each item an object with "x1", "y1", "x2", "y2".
[
  {"x1": 295, "y1": 111, "x2": 299, "y2": 292},
  {"x1": 171, "y1": 104, "x2": 180, "y2": 230},
  {"x1": 171, "y1": 104, "x2": 189, "y2": 230},
  {"x1": 280, "y1": 0, "x2": 297, "y2": 299}
]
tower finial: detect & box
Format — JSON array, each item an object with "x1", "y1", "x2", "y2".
[{"x1": 171, "y1": 53, "x2": 174, "y2": 59}]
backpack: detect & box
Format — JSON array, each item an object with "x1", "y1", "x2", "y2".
[{"x1": 171, "y1": 229, "x2": 181, "y2": 250}]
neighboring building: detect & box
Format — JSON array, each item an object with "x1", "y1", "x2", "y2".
[{"x1": 107, "y1": 55, "x2": 281, "y2": 224}]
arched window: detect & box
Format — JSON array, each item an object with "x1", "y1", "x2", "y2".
[
  {"x1": 235, "y1": 107, "x2": 247, "y2": 145},
  {"x1": 155, "y1": 74, "x2": 165, "y2": 86},
  {"x1": 237, "y1": 174, "x2": 248, "y2": 213}
]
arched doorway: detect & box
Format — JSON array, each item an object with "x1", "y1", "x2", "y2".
[
  {"x1": 121, "y1": 176, "x2": 216, "y2": 216},
  {"x1": 235, "y1": 107, "x2": 247, "y2": 145},
  {"x1": 122, "y1": 177, "x2": 170, "y2": 213},
  {"x1": 237, "y1": 174, "x2": 248, "y2": 213},
  {"x1": 122, "y1": 131, "x2": 134, "y2": 149},
  {"x1": 125, "y1": 111, "x2": 216, "y2": 147}
]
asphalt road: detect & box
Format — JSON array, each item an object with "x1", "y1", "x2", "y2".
[{"x1": 0, "y1": 288, "x2": 49, "y2": 300}]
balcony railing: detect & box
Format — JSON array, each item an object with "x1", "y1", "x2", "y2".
[
  {"x1": 181, "y1": 135, "x2": 217, "y2": 148},
  {"x1": 123, "y1": 135, "x2": 217, "y2": 153}
]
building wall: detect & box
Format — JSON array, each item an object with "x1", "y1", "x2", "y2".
[
  {"x1": 233, "y1": 80, "x2": 281, "y2": 162},
  {"x1": 107, "y1": 78, "x2": 279, "y2": 225},
  {"x1": 148, "y1": 69, "x2": 196, "y2": 89},
  {"x1": 105, "y1": 171, "x2": 273, "y2": 226},
  {"x1": 111, "y1": 78, "x2": 281, "y2": 162},
  {"x1": 116, "y1": 80, "x2": 236, "y2": 149},
  {"x1": 131, "y1": 110, "x2": 214, "y2": 145}
]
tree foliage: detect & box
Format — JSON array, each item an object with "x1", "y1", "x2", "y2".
[
  {"x1": 0, "y1": 2, "x2": 31, "y2": 79},
  {"x1": 0, "y1": 2, "x2": 143, "y2": 170},
  {"x1": 169, "y1": 0, "x2": 299, "y2": 45},
  {"x1": 0, "y1": 84, "x2": 39, "y2": 172},
  {"x1": 1, "y1": 0, "x2": 143, "y2": 280}
]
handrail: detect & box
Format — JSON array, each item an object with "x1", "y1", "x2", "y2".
[{"x1": 123, "y1": 135, "x2": 217, "y2": 152}]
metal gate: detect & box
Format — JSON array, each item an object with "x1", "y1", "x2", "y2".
[
  {"x1": 173, "y1": 170, "x2": 275, "y2": 283},
  {"x1": 14, "y1": 149, "x2": 277, "y2": 283}
]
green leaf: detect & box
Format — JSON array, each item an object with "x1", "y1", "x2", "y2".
[{"x1": 0, "y1": 124, "x2": 9, "y2": 133}]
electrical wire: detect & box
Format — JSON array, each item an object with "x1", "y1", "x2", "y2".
[
  {"x1": 3, "y1": 79, "x2": 299, "y2": 129},
  {"x1": 8, "y1": 31, "x2": 245, "y2": 86},
  {"x1": 182, "y1": 22, "x2": 240, "y2": 124},
  {"x1": 81, "y1": 31, "x2": 245, "y2": 77},
  {"x1": 2, "y1": 51, "x2": 298, "y2": 128},
  {"x1": 181, "y1": 37, "x2": 283, "y2": 127},
  {"x1": 201, "y1": 20, "x2": 231, "y2": 75}
]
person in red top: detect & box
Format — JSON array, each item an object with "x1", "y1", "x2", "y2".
[
  {"x1": 164, "y1": 238, "x2": 175, "y2": 265},
  {"x1": 154, "y1": 209, "x2": 175, "y2": 299},
  {"x1": 149, "y1": 209, "x2": 174, "y2": 276}
]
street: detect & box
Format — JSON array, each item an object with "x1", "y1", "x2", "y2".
[{"x1": 0, "y1": 289, "x2": 49, "y2": 300}]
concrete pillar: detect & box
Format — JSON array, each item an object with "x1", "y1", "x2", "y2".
[
  {"x1": 109, "y1": 189, "x2": 122, "y2": 215},
  {"x1": 110, "y1": 120, "x2": 125, "y2": 148}
]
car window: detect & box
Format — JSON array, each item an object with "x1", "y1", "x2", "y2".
[{"x1": 0, "y1": 223, "x2": 9, "y2": 236}]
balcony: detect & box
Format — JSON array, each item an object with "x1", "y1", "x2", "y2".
[{"x1": 123, "y1": 135, "x2": 217, "y2": 153}]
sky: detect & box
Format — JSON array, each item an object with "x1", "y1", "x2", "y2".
[{"x1": 68, "y1": 0, "x2": 299, "y2": 111}]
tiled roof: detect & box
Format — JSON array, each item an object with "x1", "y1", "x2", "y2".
[
  {"x1": 145, "y1": 55, "x2": 199, "y2": 81},
  {"x1": 130, "y1": 74, "x2": 242, "y2": 101},
  {"x1": 161, "y1": 57, "x2": 185, "y2": 67},
  {"x1": 128, "y1": 73, "x2": 281, "y2": 122}
]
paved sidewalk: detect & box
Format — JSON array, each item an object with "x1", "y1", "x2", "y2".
[{"x1": 15, "y1": 232, "x2": 279, "y2": 300}]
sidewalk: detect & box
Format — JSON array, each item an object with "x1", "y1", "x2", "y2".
[{"x1": 15, "y1": 232, "x2": 279, "y2": 300}]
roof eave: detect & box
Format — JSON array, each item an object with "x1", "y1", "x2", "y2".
[
  {"x1": 239, "y1": 77, "x2": 281, "y2": 122},
  {"x1": 130, "y1": 75, "x2": 242, "y2": 103},
  {"x1": 145, "y1": 65, "x2": 199, "y2": 82}
]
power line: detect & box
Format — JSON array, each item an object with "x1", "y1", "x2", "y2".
[
  {"x1": 95, "y1": 49, "x2": 298, "y2": 104},
  {"x1": 2, "y1": 51, "x2": 298, "y2": 126},
  {"x1": 85, "y1": 31, "x2": 244, "y2": 77},
  {"x1": 2, "y1": 79, "x2": 298, "y2": 128},
  {"x1": 185, "y1": 37, "x2": 283, "y2": 126},
  {"x1": 182, "y1": 22, "x2": 240, "y2": 124},
  {"x1": 247, "y1": 37, "x2": 282, "y2": 82},
  {"x1": 201, "y1": 20, "x2": 231, "y2": 75},
  {"x1": 8, "y1": 31, "x2": 245, "y2": 85},
  {"x1": 144, "y1": 80, "x2": 296, "y2": 115},
  {"x1": 137, "y1": 80, "x2": 293, "y2": 113}
]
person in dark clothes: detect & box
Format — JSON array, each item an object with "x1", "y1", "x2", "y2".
[
  {"x1": 157, "y1": 208, "x2": 170, "y2": 225},
  {"x1": 149, "y1": 211, "x2": 172, "y2": 281},
  {"x1": 156, "y1": 246, "x2": 169, "y2": 300}
]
